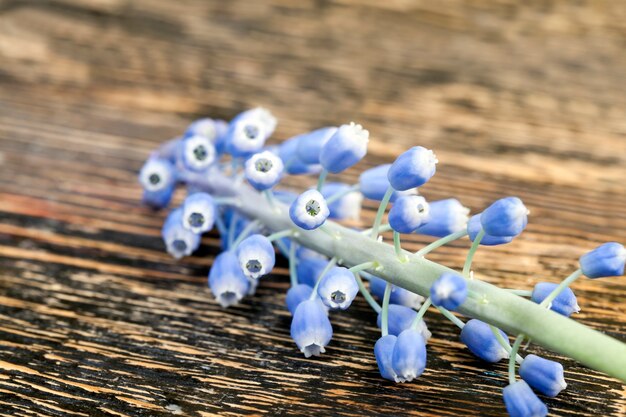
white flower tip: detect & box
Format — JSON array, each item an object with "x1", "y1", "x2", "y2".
[
  {"x1": 302, "y1": 344, "x2": 325, "y2": 358},
  {"x1": 557, "y1": 377, "x2": 567, "y2": 391},
  {"x1": 347, "y1": 121, "x2": 369, "y2": 142}
]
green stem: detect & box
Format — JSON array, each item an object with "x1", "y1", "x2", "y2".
[
  {"x1": 266, "y1": 229, "x2": 295, "y2": 242},
  {"x1": 316, "y1": 169, "x2": 328, "y2": 191},
  {"x1": 411, "y1": 297, "x2": 432, "y2": 328},
  {"x1": 361, "y1": 223, "x2": 392, "y2": 236},
  {"x1": 230, "y1": 219, "x2": 262, "y2": 249},
  {"x1": 348, "y1": 261, "x2": 377, "y2": 274},
  {"x1": 507, "y1": 289, "x2": 533, "y2": 297},
  {"x1": 416, "y1": 230, "x2": 468, "y2": 257},
  {"x1": 540, "y1": 269, "x2": 583, "y2": 308},
  {"x1": 227, "y1": 212, "x2": 239, "y2": 249},
  {"x1": 381, "y1": 282, "x2": 392, "y2": 336},
  {"x1": 326, "y1": 184, "x2": 361, "y2": 205},
  {"x1": 463, "y1": 229, "x2": 484, "y2": 278},
  {"x1": 354, "y1": 272, "x2": 381, "y2": 313},
  {"x1": 204, "y1": 170, "x2": 626, "y2": 382},
  {"x1": 509, "y1": 335, "x2": 525, "y2": 385},
  {"x1": 288, "y1": 242, "x2": 298, "y2": 287},
  {"x1": 436, "y1": 306, "x2": 465, "y2": 329},
  {"x1": 393, "y1": 232, "x2": 407, "y2": 261},
  {"x1": 309, "y1": 257, "x2": 337, "y2": 300},
  {"x1": 370, "y1": 186, "x2": 394, "y2": 239},
  {"x1": 490, "y1": 325, "x2": 523, "y2": 364},
  {"x1": 263, "y1": 190, "x2": 277, "y2": 210}
]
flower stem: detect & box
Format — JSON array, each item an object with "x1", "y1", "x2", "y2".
[
  {"x1": 288, "y1": 242, "x2": 298, "y2": 287},
  {"x1": 227, "y1": 212, "x2": 239, "y2": 249},
  {"x1": 354, "y1": 272, "x2": 381, "y2": 313},
  {"x1": 436, "y1": 306, "x2": 465, "y2": 329},
  {"x1": 316, "y1": 169, "x2": 328, "y2": 191},
  {"x1": 348, "y1": 261, "x2": 377, "y2": 274},
  {"x1": 506, "y1": 289, "x2": 533, "y2": 297},
  {"x1": 463, "y1": 229, "x2": 484, "y2": 278},
  {"x1": 309, "y1": 257, "x2": 337, "y2": 300},
  {"x1": 381, "y1": 282, "x2": 392, "y2": 336},
  {"x1": 361, "y1": 223, "x2": 392, "y2": 236},
  {"x1": 231, "y1": 219, "x2": 261, "y2": 249},
  {"x1": 490, "y1": 325, "x2": 523, "y2": 364},
  {"x1": 540, "y1": 269, "x2": 583, "y2": 308},
  {"x1": 266, "y1": 229, "x2": 295, "y2": 242},
  {"x1": 263, "y1": 190, "x2": 277, "y2": 210},
  {"x1": 509, "y1": 335, "x2": 525, "y2": 385},
  {"x1": 326, "y1": 184, "x2": 361, "y2": 205},
  {"x1": 393, "y1": 232, "x2": 407, "y2": 262},
  {"x1": 411, "y1": 297, "x2": 432, "y2": 329},
  {"x1": 370, "y1": 186, "x2": 394, "y2": 239},
  {"x1": 416, "y1": 230, "x2": 468, "y2": 257}
]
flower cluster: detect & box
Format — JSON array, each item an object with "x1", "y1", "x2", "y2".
[{"x1": 139, "y1": 108, "x2": 625, "y2": 417}]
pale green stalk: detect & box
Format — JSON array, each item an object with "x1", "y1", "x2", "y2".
[
  {"x1": 370, "y1": 186, "x2": 394, "y2": 239},
  {"x1": 381, "y1": 282, "x2": 392, "y2": 336},
  {"x1": 354, "y1": 272, "x2": 381, "y2": 313},
  {"x1": 416, "y1": 230, "x2": 468, "y2": 257}
]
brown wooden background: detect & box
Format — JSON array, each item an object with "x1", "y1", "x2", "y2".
[{"x1": 0, "y1": 0, "x2": 625, "y2": 416}]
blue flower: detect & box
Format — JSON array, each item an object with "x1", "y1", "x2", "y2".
[
  {"x1": 139, "y1": 157, "x2": 176, "y2": 210},
  {"x1": 319, "y1": 122, "x2": 369, "y2": 173},
  {"x1": 387, "y1": 146, "x2": 438, "y2": 191},
  {"x1": 415, "y1": 199, "x2": 470, "y2": 237},
  {"x1": 430, "y1": 272, "x2": 468, "y2": 311},
  {"x1": 317, "y1": 267, "x2": 359, "y2": 310},
  {"x1": 368, "y1": 274, "x2": 425, "y2": 309},
  {"x1": 244, "y1": 150, "x2": 284, "y2": 191},
  {"x1": 296, "y1": 246, "x2": 328, "y2": 262},
  {"x1": 320, "y1": 182, "x2": 363, "y2": 221},
  {"x1": 208, "y1": 251, "x2": 250, "y2": 308},
  {"x1": 531, "y1": 282, "x2": 580, "y2": 317},
  {"x1": 391, "y1": 329, "x2": 427, "y2": 383},
  {"x1": 286, "y1": 284, "x2": 314, "y2": 315},
  {"x1": 182, "y1": 192, "x2": 216, "y2": 234},
  {"x1": 236, "y1": 234, "x2": 276, "y2": 279},
  {"x1": 226, "y1": 108, "x2": 276, "y2": 157},
  {"x1": 296, "y1": 258, "x2": 328, "y2": 287},
  {"x1": 185, "y1": 118, "x2": 220, "y2": 141},
  {"x1": 377, "y1": 304, "x2": 432, "y2": 341},
  {"x1": 374, "y1": 335, "x2": 400, "y2": 382},
  {"x1": 295, "y1": 127, "x2": 338, "y2": 164},
  {"x1": 503, "y1": 380, "x2": 548, "y2": 417},
  {"x1": 179, "y1": 134, "x2": 217, "y2": 172},
  {"x1": 388, "y1": 195, "x2": 430, "y2": 233},
  {"x1": 579, "y1": 242, "x2": 626, "y2": 278},
  {"x1": 277, "y1": 137, "x2": 322, "y2": 175},
  {"x1": 358, "y1": 164, "x2": 417, "y2": 202},
  {"x1": 519, "y1": 354, "x2": 567, "y2": 397},
  {"x1": 290, "y1": 299, "x2": 333, "y2": 357},
  {"x1": 467, "y1": 214, "x2": 515, "y2": 246},
  {"x1": 460, "y1": 319, "x2": 509, "y2": 363},
  {"x1": 161, "y1": 208, "x2": 201, "y2": 259},
  {"x1": 289, "y1": 189, "x2": 330, "y2": 230},
  {"x1": 480, "y1": 197, "x2": 529, "y2": 237}
]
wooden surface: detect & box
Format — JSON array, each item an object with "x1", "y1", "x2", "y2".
[{"x1": 0, "y1": 0, "x2": 625, "y2": 416}]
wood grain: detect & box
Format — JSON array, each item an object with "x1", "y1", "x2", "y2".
[{"x1": 0, "y1": 0, "x2": 625, "y2": 415}]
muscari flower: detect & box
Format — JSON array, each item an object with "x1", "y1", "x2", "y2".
[
  {"x1": 320, "y1": 182, "x2": 363, "y2": 221},
  {"x1": 392, "y1": 328, "x2": 427, "y2": 383},
  {"x1": 467, "y1": 214, "x2": 515, "y2": 246},
  {"x1": 415, "y1": 198, "x2": 470, "y2": 238},
  {"x1": 244, "y1": 150, "x2": 284, "y2": 191},
  {"x1": 185, "y1": 117, "x2": 220, "y2": 141},
  {"x1": 388, "y1": 195, "x2": 430, "y2": 233},
  {"x1": 579, "y1": 242, "x2": 626, "y2": 278},
  {"x1": 376, "y1": 304, "x2": 432, "y2": 341},
  {"x1": 179, "y1": 134, "x2": 217, "y2": 172},
  {"x1": 161, "y1": 208, "x2": 201, "y2": 259},
  {"x1": 358, "y1": 164, "x2": 417, "y2": 202},
  {"x1": 531, "y1": 282, "x2": 580, "y2": 317},
  {"x1": 286, "y1": 284, "x2": 315, "y2": 315},
  {"x1": 182, "y1": 192, "x2": 216, "y2": 234},
  {"x1": 296, "y1": 258, "x2": 329, "y2": 287},
  {"x1": 387, "y1": 146, "x2": 438, "y2": 191},
  {"x1": 236, "y1": 234, "x2": 276, "y2": 279},
  {"x1": 317, "y1": 267, "x2": 359, "y2": 310},
  {"x1": 460, "y1": 319, "x2": 509, "y2": 363},
  {"x1": 226, "y1": 108, "x2": 276, "y2": 157},
  {"x1": 208, "y1": 251, "x2": 250, "y2": 308},
  {"x1": 374, "y1": 334, "x2": 400, "y2": 382},
  {"x1": 368, "y1": 274, "x2": 425, "y2": 309},
  {"x1": 139, "y1": 157, "x2": 176, "y2": 210},
  {"x1": 503, "y1": 380, "x2": 548, "y2": 417},
  {"x1": 277, "y1": 137, "x2": 322, "y2": 175},
  {"x1": 480, "y1": 197, "x2": 529, "y2": 237},
  {"x1": 291, "y1": 299, "x2": 333, "y2": 358},
  {"x1": 319, "y1": 122, "x2": 369, "y2": 174},
  {"x1": 295, "y1": 126, "x2": 338, "y2": 165},
  {"x1": 519, "y1": 354, "x2": 567, "y2": 397},
  {"x1": 430, "y1": 272, "x2": 467, "y2": 311},
  {"x1": 289, "y1": 189, "x2": 330, "y2": 230}
]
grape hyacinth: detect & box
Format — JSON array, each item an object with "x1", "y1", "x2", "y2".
[{"x1": 139, "y1": 110, "x2": 626, "y2": 417}]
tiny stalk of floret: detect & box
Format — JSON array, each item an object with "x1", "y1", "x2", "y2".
[
  {"x1": 263, "y1": 190, "x2": 278, "y2": 211},
  {"x1": 288, "y1": 242, "x2": 298, "y2": 287},
  {"x1": 316, "y1": 169, "x2": 328, "y2": 192},
  {"x1": 354, "y1": 272, "x2": 381, "y2": 313},
  {"x1": 393, "y1": 232, "x2": 408, "y2": 262},
  {"x1": 463, "y1": 229, "x2": 484, "y2": 278},
  {"x1": 436, "y1": 306, "x2": 465, "y2": 329},
  {"x1": 325, "y1": 184, "x2": 361, "y2": 205},
  {"x1": 231, "y1": 219, "x2": 262, "y2": 249},
  {"x1": 309, "y1": 257, "x2": 338, "y2": 301},
  {"x1": 411, "y1": 297, "x2": 432, "y2": 329},
  {"x1": 490, "y1": 325, "x2": 523, "y2": 364},
  {"x1": 509, "y1": 335, "x2": 526, "y2": 385},
  {"x1": 370, "y1": 186, "x2": 394, "y2": 239},
  {"x1": 348, "y1": 261, "x2": 378, "y2": 274},
  {"x1": 266, "y1": 229, "x2": 297, "y2": 242},
  {"x1": 539, "y1": 269, "x2": 583, "y2": 309},
  {"x1": 416, "y1": 230, "x2": 468, "y2": 257},
  {"x1": 380, "y1": 282, "x2": 392, "y2": 336}
]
